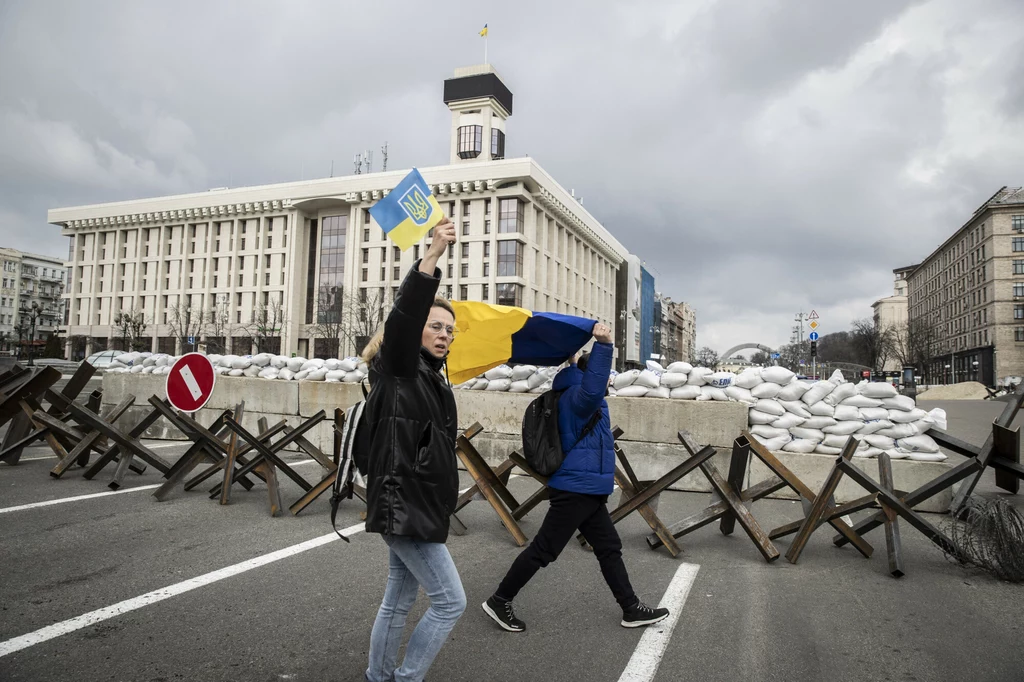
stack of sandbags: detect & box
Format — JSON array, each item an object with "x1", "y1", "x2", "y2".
[
  {"x1": 746, "y1": 369, "x2": 947, "y2": 462},
  {"x1": 105, "y1": 350, "x2": 372, "y2": 384}
]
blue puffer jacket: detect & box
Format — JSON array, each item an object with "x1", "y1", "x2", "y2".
[{"x1": 545, "y1": 341, "x2": 615, "y2": 496}]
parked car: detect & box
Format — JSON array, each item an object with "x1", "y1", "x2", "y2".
[{"x1": 85, "y1": 350, "x2": 125, "y2": 367}]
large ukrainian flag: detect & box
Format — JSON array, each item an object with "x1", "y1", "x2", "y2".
[
  {"x1": 448, "y1": 301, "x2": 597, "y2": 384},
  {"x1": 369, "y1": 168, "x2": 444, "y2": 251}
]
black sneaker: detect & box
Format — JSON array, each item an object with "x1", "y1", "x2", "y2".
[
  {"x1": 621, "y1": 600, "x2": 669, "y2": 628},
  {"x1": 482, "y1": 596, "x2": 526, "y2": 632}
]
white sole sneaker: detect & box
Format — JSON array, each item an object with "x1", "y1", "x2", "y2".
[
  {"x1": 620, "y1": 612, "x2": 669, "y2": 628},
  {"x1": 481, "y1": 600, "x2": 525, "y2": 632}
]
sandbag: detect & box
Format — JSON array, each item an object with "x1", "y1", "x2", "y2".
[
  {"x1": 761, "y1": 366, "x2": 796, "y2": 385},
  {"x1": 801, "y1": 416, "x2": 837, "y2": 430},
  {"x1": 670, "y1": 385, "x2": 702, "y2": 400},
  {"x1": 823, "y1": 434, "x2": 853, "y2": 449},
  {"x1": 324, "y1": 358, "x2": 342, "y2": 371},
  {"x1": 705, "y1": 372, "x2": 736, "y2": 388},
  {"x1": 325, "y1": 370, "x2": 345, "y2": 382},
  {"x1": 889, "y1": 408, "x2": 927, "y2": 424},
  {"x1": 485, "y1": 365, "x2": 513, "y2": 381},
  {"x1": 230, "y1": 357, "x2": 252, "y2": 370},
  {"x1": 789, "y1": 427, "x2": 824, "y2": 441},
  {"x1": 861, "y1": 382, "x2": 898, "y2": 399},
  {"x1": 660, "y1": 372, "x2": 689, "y2": 389},
  {"x1": 841, "y1": 395, "x2": 884, "y2": 408},
  {"x1": 337, "y1": 358, "x2": 359, "y2": 372},
  {"x1": 701, "y1": 386, "x2": 730, "y2": 401},
  {"x1": 747, "y1": 409, "x2": 779, "y2": 425},
  {"x1": 485, "y1": 378, "x2": 512, "y2": 391},
  {"x1": 753, "y1": 435, "x2": 792, "y2": 452},
  {"x1": 926, "y1": 408, "x2": 947, "y2": 431},
  {"x1": 341, "y1": 371, "x2": 362, "y2": 384},
  {"x1": 885, "y1": 449, "x2": 911, "y2": 460},
  {"x1": 271, "y1": 355, "x2": 288, "y2": 369},
  {"x1": 243, "y1": 364, "x2": 262, "y2": 377},
  {"x1": 141, "y1": 366, "x2": 154, "y2": 374},
  {"x1": 725, "y1": 386, "x2": 756, "y2": 404},
  {"x1": 859, "y1": 407, "x2": 889, "y2": 421},
  {"x1": 259, "y1": 367, "x2": 280, "y2": 379},
  {"x1": 779, "y1": 400, "x2": 811, "y2": 419},
  {"x1": 143, "y1": 356, "x2": 158, "y2": 367},
  {"x1": 807, "y1": 401, "x2": 835, "y2": 417},
  {"x1": 733, "y1": 368, "x2": 763, "y2": 389},
  {"x1": 509, "y1": 380, "x2": 531, "y2": 393},
  {"x1": 528, "y1": 372, "x2": 548, "y2": 390},
  {"x1": 302, "y1": 359, "x2": 326, "y2": 372},
  {"x1": 647, "y1": 386, "x2": 671, "y2": 399},
  {"x1": 858, "y1": 419, "x2": 893, "y2": 435},
  {"x1": 130, "y1": 365, "x2": 145, "y2": 374},
  {"x1": 307, "y1": 368, "x2": 328, "y2": 382},
  {"x1": 862, "y1": 434, "x2": 895, "y2": 450},
  {"x1": 881, "y1": 395, "x2": 916, "y2": 412},
  {"x1": 833, "y1": 405, "x2": 862, "y2": 422},
  {"x1": 777, "y1": 381, "x2": 810, "y2": 401},
  {"x1": 772, "y1": 413, "x2": 806, "y2": 429},
  {"x1": 751, "y1": 425, "x2": 790, "y2": 440},
  {"x1": 801, "y1": 381, "x2": 835, "y2": 405},
  {"x1": 754, "y1": 399, "x2": 786, "y2": 417},
  {"x1": 635, "y1": 369, "x2": 662, "y2": 389},
  {"x1": 686, "y1": 367, "x2": 713, "y2": 386},
  {"x1": 854, "y1": 447, "x2": 884, "y2": 459},
  {"x1": 783, "y1": 439, "x2": 818, "y2": 454},
  {"x1": 815, "y1": 444, "x2": 843, "y2": 455},
  {"x1": 614, "y1": 370, "x2": 640, "y2": 389},
  {"x1": 251, "y1": 353, "x2": 272, "y2": 367},
  {"x1": 646, "y1": 360, "x2": 665, "y2": 373},
  {"x1": 617, "y1": 385, "x2": 649, "y2": 398},
  {"x1": 824, "y1": 383, "x2": 858, "y2": 406},
  {"x1": 278, "y1": 368, "x2": 295, "y2": 381},
  {"x1": 512, "y1": 365, "x2": 538, "y2": 382},
  {"x1": 531, "y1": 383, "x2": 551, "y2": 394},
  {"x1": 827, "y1": 369, "x2": 846, "y2": 385},
  {"x1": 229, "y1": 368, "x2": 245, "y2": 377},
  {"x1": 470, "y1": 379, "x2": 488, "y2": 390},
  {"x1": 751, "y1": 382, "x2": 783, "y2": 399},
  {"x1": 876, "y1": 423, "x2": 917, "y2": 439},
  {"x1": 907, "y1": 452, "x2": 947, "y2": 462},
  {"x1": 667, "y1": 361, "x2": 693, "y2": 373},
  {"x1": 822, "y1": 421, "x2": 862, "y2": 436},
  {"x1": 286, "y1": 357, "x2": 305, "y2": 372},
  {"x1": 894, "y1": 435, "x2": 940, "y2": 453}
]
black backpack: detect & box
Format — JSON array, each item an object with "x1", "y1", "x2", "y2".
[
  {"x1": 330, "y1": 382, "x2": 371, "y2": 542},
  {"x1": 521, "y1": 390, "x2": 601, "y2": 476}
]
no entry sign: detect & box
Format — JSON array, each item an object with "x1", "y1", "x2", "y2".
[{"x1": 166, "y1": 353, "x2": 216, "y2": 413}]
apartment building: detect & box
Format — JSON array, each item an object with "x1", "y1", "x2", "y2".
[
  {"x1": 49, "y1": 64, "x2": 630, "y2": 360},
  {"x1": 0, "y1": 248, "x2": 66, "y2": 356},
  {"x1": 906, "y1": 186, "x2": 1024, "y2": 385}
]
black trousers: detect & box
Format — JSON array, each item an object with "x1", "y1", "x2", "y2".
[{"x1": 495, "y1": 488, "x2": 637, "y2": 609}]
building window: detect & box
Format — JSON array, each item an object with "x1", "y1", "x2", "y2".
[
  {"x1": 393, "y1": 246, "x2": 401, "y2": 261},
  {"x1": 498, "y1": 198, "x2": 524, "y2": 233},
  {"x1": 461, "y1": 243, "x2": 470, "y2": 259},
  {"x1": 448, "y1": 244, "x2": 454, "y2": 259},
  {"x1": 461, "y1": 263, "x2": 469, "y2": 277},
  {"x1": 381, "y1": 267, "x2": 386, "y2": 280},
  {"x1": 363, "y1": 227, "x2": 370, "y2": 242},
  {"x1": 1015, "y1": 283, "x2": 1024, "y2": 297},
  {"x1": 483, "y1": 262, "x2": 490, "y2": 277},
  {"x1": 414, "y1": 245, "x2": 420, "y2": 260},
  {"x1": 362, "y1": 268, "x2": 368, "y2": 282},
  {"x1": 463, "y1": 202, "x2": 471, "y2": 217},
  {"x1": 491, "y1": 129, "x2": 505, "y2": 159},
  {"x1": 460, "y1": 285, "x2": 468, "y2": 300},
  {"x1": 362, "y1": 248, "x2": 369, "y2": 264},
  {"x1": 1016, "y1": 327, "x2": 1024, "y2": 342},
  {"x1": 394, "y1": 266, "x2": 400, "y2": 280},
  {"x1": 498, "y1": 240, "x2": 523, "y2": 276},
  {"x1": 457, "y1": 125, "x2": 483, "y2": 159},
  {"x1": 1014, "y1": 237, "x2": 1024, "y2": 252},
  {"x1": 316, "y1": 216, "x2": 347, "y2": 325},
  {"x1": 484, "y1": 242, "x2": 491, "y2": 257},
  {"x1": 1015, "y1": 260, "x2": 1024, "y2": 275},
  {"x1": 462, "y1": 221, "x2": 470, "y2": 236},
  {"x1": 482, "y1": 284, "x2": 489, "y2": 301},
  {"x1": 447, "y1": 264, "x2": 453, "y2": 278},
  {"x1": 496, "y1": 283, "x2": 523, "y2": 307},
  {"x1": 1013, "y1": 215, "x2": 1024, "y2": 232},
  {"x1": 484, "y1": 219, "x2": 491, "y2": 234}
]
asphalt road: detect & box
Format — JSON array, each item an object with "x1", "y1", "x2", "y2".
[{"x1": 1, "y1": 400, "x2": 1022, "y2": 682}]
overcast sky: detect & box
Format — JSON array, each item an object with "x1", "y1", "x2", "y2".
[{"x1": 2, "y1": 0, "x2": 1023, "y2": 353}]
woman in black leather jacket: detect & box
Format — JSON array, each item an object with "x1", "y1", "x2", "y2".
[{"x1": 361, "y1": 218, "x2": 465, "y2": 682}]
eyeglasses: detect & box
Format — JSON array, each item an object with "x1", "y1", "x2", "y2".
[{"x1": 427, "y1": 321, "x2": 457, "y2": 338}]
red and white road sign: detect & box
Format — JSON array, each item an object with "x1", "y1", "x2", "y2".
[{"x1": 166, "y1": 353, "x2": 216, "y2": 413}]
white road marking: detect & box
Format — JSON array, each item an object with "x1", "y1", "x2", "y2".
[
  {"x1": 0, "y1": 523, "x2": 365, "y2": 657},
  {"x1": 617, "y1": 562, "x2": 700, "y2": 682},
  {"x1": 0, "y1": 485, "x2": 162, "y2": 514}
]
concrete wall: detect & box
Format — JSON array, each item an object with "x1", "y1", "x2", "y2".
[{"x1": 101, "y1": 375, "x2": 955, "y2": 512}]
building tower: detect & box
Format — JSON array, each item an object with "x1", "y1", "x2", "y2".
[{"x1": 443, "y1": 64, "x2": 513, "y2": 164}]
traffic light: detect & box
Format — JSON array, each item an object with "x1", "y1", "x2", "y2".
[{"x1": 810, "y1": 341, "x2": 817, "y2": 357}]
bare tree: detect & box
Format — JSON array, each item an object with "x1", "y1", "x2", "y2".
[
  {"x1": 242, "y1": 298, "x2": 286, "y2": 354},
  {"x1": 341, "y1": 287, "x2": 392, "y2": 357},
  {"x1": 850, "y1": 318, "x2": 893, "y2": 372},
  {"x1": 167, "y1": 302, "x2": 206, "y2": 353},
  {"x1": 310, "y1": 284, "x2": 345, "y2": 359},
  {"x1": 112, "y1": 309, "x2": 149, "y2": 351},
  {"x1": 695, "y1": 346, "x2": 719, "y2": 368},
  {"x1": 204, "y1": 301, "x2": 232, "y2": 354}
]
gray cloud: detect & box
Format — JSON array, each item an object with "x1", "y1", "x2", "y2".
[{"x1": 2, "y1": 0, "x2": 1023, "y2": 353}]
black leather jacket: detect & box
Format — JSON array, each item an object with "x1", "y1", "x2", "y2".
[{"x1": 363, "y1": 262, "x2": 459, "y2": 543}]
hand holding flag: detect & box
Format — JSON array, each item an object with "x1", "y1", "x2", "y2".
[{"x1": 420, "y1": 218, "x2": 456, "y2": 275}]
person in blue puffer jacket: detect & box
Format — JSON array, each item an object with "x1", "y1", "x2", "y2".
[{"x1": 481, "y1": 323, "x2": 670, "y2": 633}]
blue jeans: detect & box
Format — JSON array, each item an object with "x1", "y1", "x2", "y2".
[{"x1": 366, "y1": 535, "x2": 466, "y2": 682}]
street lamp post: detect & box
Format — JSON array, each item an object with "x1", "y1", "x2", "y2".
[{"x1": 27, "y1": 301, "x2": 39, "y2": 367}]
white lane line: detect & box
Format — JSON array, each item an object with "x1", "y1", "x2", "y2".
[
  {"x1": 0, "y1": 485, "x2": 162, "y2": 514},
  {"x1": 0, "y1": 523, "x2": 364, "y2": 658},
  {"x1": 617, "y1": 562, "x2": 700, "y2": 682}
]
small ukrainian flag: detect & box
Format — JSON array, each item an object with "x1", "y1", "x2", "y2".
[
  {"x1": 479, "y1": 24, "x2": 488, "y2": 37},
  {"x1": 368, "y1": 168, "x2": 444, "y2": 251}
]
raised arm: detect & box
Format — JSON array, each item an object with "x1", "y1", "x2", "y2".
[
  {"x1": 378, "y1": 219, "x2": 455, "y2": 377},
  {"x1": 567, "y1": 324, "x2": 614, "y2": 418}
]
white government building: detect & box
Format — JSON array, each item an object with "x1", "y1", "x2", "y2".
[{"x1": 49, "y1": 65, "x2": 638, "y2": 360}]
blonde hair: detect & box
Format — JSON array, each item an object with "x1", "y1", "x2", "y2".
[{"x1": 360, "y1": 296, "x2": 455, "y2": 364}]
